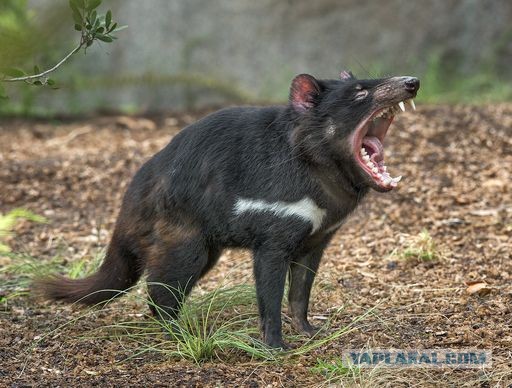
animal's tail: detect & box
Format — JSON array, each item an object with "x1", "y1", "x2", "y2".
[{"x1": 34, "y1": 233, "x2": 143, "y2": 305}]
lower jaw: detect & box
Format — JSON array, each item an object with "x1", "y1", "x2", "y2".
[
  {"x1": 356, "y1": 156, "x2": 401, "y2": 191},
  {"x1": 372, "y1": 180, "x2": 394, "y2": 192},
  {"x1": 366, "y1": 175, "x2": 394, "y2": 191}
]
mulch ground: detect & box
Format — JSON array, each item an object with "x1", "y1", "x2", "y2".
[{"x1": 0, "y1": 104, "x2": 511, "y2": 387}]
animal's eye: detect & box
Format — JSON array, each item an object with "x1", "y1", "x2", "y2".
[{"x1": 354, "y1": 89, "x2": 368, "y2": 100}]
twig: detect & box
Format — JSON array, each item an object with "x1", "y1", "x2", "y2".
[
  {"x1": 2, "y1": 43, "x2": 83, "y2": 83},
  {"x1": 46, "y1": 125, "x2": 92, "y2": 147}
]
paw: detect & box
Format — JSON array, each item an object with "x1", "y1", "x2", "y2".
[
  {"x1": 266, "y1": 339, "x2": 292, "y2": 350},
  {"x1": 291, "y1": 319, "x2": 321, "y2": 338},
  {"x1": 263, "y1": 332, "x2": 292, "y2": 350}
]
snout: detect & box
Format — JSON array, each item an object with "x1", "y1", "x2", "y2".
[
  {"x1": 403, "y1": 77, "x2": 420, "y2": 95},
  {"x1": 373, "y1": 75, "x2": 420, "y2": 107}
]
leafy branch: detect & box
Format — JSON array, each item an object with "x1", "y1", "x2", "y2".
[{"x1": 0, "y1": 0, "x2": 125, "y2": 97}]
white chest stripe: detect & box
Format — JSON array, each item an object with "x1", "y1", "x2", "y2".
[{"x1": 233, "y1": 197, "x2": 326, "y2": 234}]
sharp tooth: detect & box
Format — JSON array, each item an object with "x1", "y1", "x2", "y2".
[
  {"x1": 363, "y1": 155, "x2": 370, "y2": 161},
  {"x1": 360, "y1": 148, "x2": 367, "y2": 155},
  {"x1": 392, "y1": 175, "x2": 402, "y2": 183},
  {"x1": 366, "y1": 161, "x2": 374, "y2": 167},
  {"x1": 398, "y1": 101, "x2": 405, "y2": 112},
  {"x1": 382, "y1": 166, "x2": 387, "y2": 172},
  {"x1": 384, "y1": 178, "x2": 392, "y2": 185},
  {"x1": 408, "y1": 99, "x2": 416, "y2": 110},
  {"x1": 372, "y1": 167, "x2": 378, "y2": 173}
]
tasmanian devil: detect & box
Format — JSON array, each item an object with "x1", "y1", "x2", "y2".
[{"x1": 36, "y1": 71, "x2": 419, "y2": 348}]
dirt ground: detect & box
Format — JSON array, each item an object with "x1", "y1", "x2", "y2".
[{"x1": 0, "y1": 104, "x2": 511, "y2": 387}]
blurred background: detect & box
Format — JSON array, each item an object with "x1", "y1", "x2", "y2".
[{"x1": 1, "y1": 0, "x2": 511, "y2": 116}]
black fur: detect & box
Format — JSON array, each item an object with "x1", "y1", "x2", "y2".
[{"x1": 37, "y1": 72, "x2": 419, "y2": 348}]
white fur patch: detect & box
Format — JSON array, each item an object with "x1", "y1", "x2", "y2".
[{"x1": 233, "y1": 197, "x2": 326, "y2": 234}]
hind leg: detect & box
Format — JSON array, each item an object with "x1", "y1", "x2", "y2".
[
  {"x1": 200, "y1": 246, "x2": 222, "y2": 278},
  {"x1": 145, "y1": 232, "x2": 212, "y2": 320}
]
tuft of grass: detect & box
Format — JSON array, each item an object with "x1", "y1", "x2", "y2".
[
  {"x1": 1, "y1": 251, "x2": 61, "y2": 280},
  {"x1": 110, "y1": 283, "x2": 277, "y2": 364},
  {"x1": 1, "y1": 250, "x2": 103, "y2": 284},
  {"x1": 0, "y1": 247, "x2": 105, "y2": 304},
  {"x1": 393, "y1": 229, "x2": 441, "y2": 262}
]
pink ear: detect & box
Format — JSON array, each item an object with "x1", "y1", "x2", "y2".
[
  {"x1": 289, "y1": 74, "x2": 320, "y2": 112},
  {"x1": 340, "y1": 70, "x2": 354, "y2": 80}
]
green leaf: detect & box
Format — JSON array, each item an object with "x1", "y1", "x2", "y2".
[
  {"x1": 33, "y1": 80, "x2": 43, "y2": 86},
  {"x1": 95, "y1": 33, "x2": 113, "y2": 43},
  {"x1": 96, "y1": 26, "x2": 104, "y2": 34},
  {"x1": 74, "y1": 23, "x2": 82, "y2": 31},
  {"x1": 75, "y1": 0, "x2": 86, "y2": 8},
  {"x1": 108, "y1": 22, "x2": 117, "y2": 33},
  {"x1": 105, "y1": 10, "x2": 112, "y2": 27},
  {"x1": 33, "y1": 65, "x2": 40, "y2": 75},
  {"x1": 69, "y1": 0, "x2": 80, "y2": 13},
  {"x1": 2, "y1": 68, "x2": 26, "y2": 77},
  {"x1": 86, "y1": 0, "x2": 102, "y2": 11},
  {"x1": 70, "y1": 0, "x2": 83, "y2": 23},
  {"x1": 47, "y1": 79, "x2": 56, "y2": 86},
  {"x1": 72, "y1": 10, "x2": 83, "y2": 24},
  {"x1": 90, "y1": 10, "x2": 97, "y2": 25}
]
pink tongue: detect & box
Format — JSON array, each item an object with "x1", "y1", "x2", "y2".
[{"x1": 362, "y1": 136, "x2": 384, "y2": 162}]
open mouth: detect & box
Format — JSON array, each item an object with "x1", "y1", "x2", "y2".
[{"x1": 352, "y1": 99, "x2": 416, "y2": 190}]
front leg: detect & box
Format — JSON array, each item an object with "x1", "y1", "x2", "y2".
[
  {"x1": 288, "y1": 237, "x2": 331, "y2": 337},
  {"x1": 253, "y1": 247, "x2": 291, "y2": 349}
]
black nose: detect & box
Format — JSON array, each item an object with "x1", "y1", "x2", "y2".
[{"x1": 404, "y1": 77, "x2": 420, "y2": 93}]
